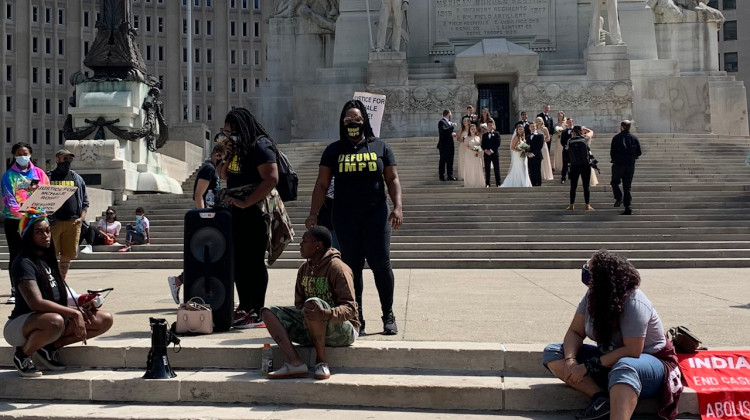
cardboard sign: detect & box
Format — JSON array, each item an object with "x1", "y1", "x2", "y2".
[
  {"x1": 353, "y1": 91, "x2": 386, "y2": 138},
  {"x1": 20, "y1": 185, "x2": 78, "y2": 214},
  {"x1": 678, "y1": 351, "x2": 750, "y2": 419}
]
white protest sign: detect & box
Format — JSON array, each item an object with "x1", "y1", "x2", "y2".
[
  {"x1": 20, "y1": 185, "x2": 78, "y2": 214},
  {"x1": 353, "y1": 91, "x2": 386, "y2": 138}
]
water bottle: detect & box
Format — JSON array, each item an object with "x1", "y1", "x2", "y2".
[
  {"x1": 261, "y1": 343, "x2": 273, "y2": 376},
  {"x1": 204, "y1": 189, "x2": 215, "y2": 208}
]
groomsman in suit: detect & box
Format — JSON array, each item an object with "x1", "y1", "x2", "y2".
[
  {"x1": 526, "y1": 125, "x2": 545, "y2": 186},
  {"x1": 537, "y1": 105, "x2": 555, "y2": 152},
  {"x1": 515, "y1": 111, "x2": 532, "y2": 138},
  {"x1": 437, "y1": 110, "x2": 458, "y2": 181},
  {"x1": 464, "y1": 105, "x2": 478, "y2": 125},
  {"x1": 481, "y1": 119, "x2": 501, "y2": 187},
  {"x1": 560, "y1": 117, "x2": 574, "y2": 184},
  {"x1": 610, "y1": 120, "x2": 642, "y2": 215}
]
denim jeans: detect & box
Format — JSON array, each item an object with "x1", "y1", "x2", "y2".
[{"x1": 543, "y1": 343, "x2": 665, "y2": 398}]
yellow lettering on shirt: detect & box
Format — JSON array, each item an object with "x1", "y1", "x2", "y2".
[
  {"x1": 337, "y1": 153, "x2": 379, "y2": 173},
  {"x1": 227, "y1": 155, "x2": 240, "y2": 174},
  {"x1": 50, "y1": 180, "x2": 75, "y2": 187}
]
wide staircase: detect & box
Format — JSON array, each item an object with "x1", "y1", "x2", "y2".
[
  {"x1": 3, "y1": 133, "x2": 748, "y2": 271},
  {"x1": 1, "y1": 132, "x2": 746, "y2": 417}
]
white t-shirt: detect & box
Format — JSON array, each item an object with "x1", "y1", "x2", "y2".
[{"x1": 98, "y1": 219, "x2": 121, "y2": 236}]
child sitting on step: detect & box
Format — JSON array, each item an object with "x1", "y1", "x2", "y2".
[{"x1": 121, "y1": 207, "x2": 150, "y2": 251}]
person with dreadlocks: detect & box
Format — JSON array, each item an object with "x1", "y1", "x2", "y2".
[
  {"x1": 218, "y1": 107, "x2": 278, "y2": 329},
  {"x1": 542, "y1": 250, "x2": 681, "y2": 420},
  {"x1": 3, "y1": 208, "x2": 113, "y2": 377},
  {"x1": 305, "y1": 100, "x2": 403, "y2": 336}
]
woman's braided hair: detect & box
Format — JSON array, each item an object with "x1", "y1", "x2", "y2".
[{"x1": 224, "y1": 107, "x2": 273, "y2": 171}]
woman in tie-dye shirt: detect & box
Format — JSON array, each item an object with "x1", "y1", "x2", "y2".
[{"x1": 2, "y1": 143, "x2": 50, "y2": 304}]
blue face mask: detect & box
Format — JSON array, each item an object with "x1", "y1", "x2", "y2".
[
  {"x1": 135, "y1": 215, "x2": 143, "y2": 222},
  {"x1": 582, "y1": 263, "x2": 591, "y2": 286},
  {"x1": 15, "y1": 156, "x2": 31, "y2": 167}
]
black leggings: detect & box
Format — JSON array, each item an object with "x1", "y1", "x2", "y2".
[
  {"x1": 569, "y1": 164, "x2": 591, "y2": 205},
  {"x1": 333, "y1": 202, "x2": 394, "y2": 318},
  {"x1": 231, "y1": 206, "x2": 268, "y2": 313},
  {"x1": 4, "y1": 219, "x2": 21, "y2": 293}
]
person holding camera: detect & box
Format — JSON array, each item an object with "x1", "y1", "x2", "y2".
[
  {"x1": 4, "y1": 209, "x2": 113, "y2": 377},
  {"x1": 542, "y1": 250, "x2": 681, "y2": 420},
  {"x1": 2, "y1": 143, "x2": 50, "y2": 305},
  {"x1": 566, "y1": 126, "x2": 594, "y2": 210}
]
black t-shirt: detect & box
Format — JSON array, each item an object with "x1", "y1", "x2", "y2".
[
  {"x1": 48, "y1": 169, "x2": 79, "y2": 221},
  {"x1": 319, "y1": 138, "x2": 396, "y2": 208},
  {"x1": 10, "y1": 255, "x2": 65, "y2": 320},
  {"x1": 225, "y1": 137, "x2": 277, "y2": 189},
  {"x1": 193, "y1": 160, "x2": 218, "y2": 202}
]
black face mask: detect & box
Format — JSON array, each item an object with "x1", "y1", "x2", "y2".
[
  {"x1": 346, "y1": 123, "x2": 362, "y2": 138},
  {"x1": 57, "y1": 161, "x2": 72, "y2": 172}
]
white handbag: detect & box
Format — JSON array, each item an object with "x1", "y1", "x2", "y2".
[{"x1": 175, "y1": 297, "x2": 213, "y2": 335}]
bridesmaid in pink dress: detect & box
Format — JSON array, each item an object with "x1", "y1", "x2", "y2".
[
  {"x1": 553, "y1": 111, "x2": 566, "y2": 173},
  {"x1": 581, "y1": 126, "x2": 599, "y2": 187},
  {"x1": 455, "y1": 116, "x2": 471, "y2": 181}
]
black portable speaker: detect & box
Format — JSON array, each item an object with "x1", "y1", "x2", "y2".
[{"x1": 183, "y1": 208, "x2": 234, "y2": 332}]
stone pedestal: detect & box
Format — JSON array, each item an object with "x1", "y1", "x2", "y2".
[
  {"x1": 332, "y1": 0, "x2": 375, "y2": 68},
  {"x1": 618, "y1": 0, "x2": 658, "y2": 60},
  {"x1": 267, "y1": 17, "x2": 335, "y2": 85},
  {"x1": 585, "y1": 44, "x2": 630, "y2": 80},
  {"x1": 65, "y1": 80, "x2": 182, "y2": 198},
  {"x1": 654, "y1": 20, "x2": 722, "y2": 74},
  {"x1": 367, "y1": 52, "x2": 408, "y2": 86}
]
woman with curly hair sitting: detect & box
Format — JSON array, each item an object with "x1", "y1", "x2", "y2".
[{"x1": 542, "y1": 250, "x2": 682, "y2": 420}]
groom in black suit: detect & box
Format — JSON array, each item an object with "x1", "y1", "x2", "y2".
[
  {"x1": 527, "y1": 127, "x2": 545, "y2": 187},
  {"x1": 437, "y1": 109, "x2": 457, "y2": 181},
  {"x1": 481, "y1": 119, "x2": 501, "y2": 187}
]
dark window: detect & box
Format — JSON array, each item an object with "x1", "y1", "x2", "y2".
[
  {"x1": 5, "y1": 127, "x2": 11, "y2": 143},
  {"x1": 207, "y1": 20, "x2": 212, "y2": 35},
  {"x1": 724, "y1": 21, "x2": 737, "y2": 41},
  {"x1": 146, "y1": 16, "x2": 151, "y2": 31},
  {"x1": 195, "y1": 48, "x2": 200, "y2": 63},
  {"x1": 195, "y1": 19, "x2": 200, "y2": 35},
  {"x1": 133, "y1": 15, "x2": 139, "y2": 29},
  {"x1": 45, "y1": 68, "x2": 51, "y2": 84},
  {"x1": 207, "y1": 77, "x2": 212, "y2": 92},
  {"x1": 207, "y1": 49, "x2": 212, "y2": 63},
  {"x1": 32, "y1": 6, "x2": 38, "y2": 22},
  {"x1": 207, "y1": 105, "x2": 212, "y2": 120},
  {"x1": 5, "y1": 96, "x2": 11, "y2": 112},
  {"x1": 146, "y1": 45, "x2": 152, "y2": 60},
  {"x1": 45, "y1": 129, "x2": 51, "y2": 145},
  {"x1": 45, "y1": 7, "x2": 51, "y2": 23},
  {"x1": 32, "y1": 129, "x2": 38, "y2": 144},
  {"x1": 243, "y1": 22, "x2": 247, "y2": 37},
  {"x1": 32, "y1": 98, "x2": 38, "y2": 113},
  {"x1": 724, "y1": 0, "x2": 735, "y2": 9},
  {"x1": 6, "y1": 3, "x2": 12, "y2": 20},
  {"x1": 158, "y1": 46, "x2": 164, "y2": 61},
  {"x1": 32, "y1": 67, "x2": 38, "y2": 83},
  {"x1": 230, "y1": 21, "x2": 236, "y2": 37},
  {"x1": 45, "y1": 99, "x2": 51, "y2": 114},
  {"x1": 59, "y1": 39, "x2": 64, "y2": 55},
  {"x1": 59, "y1": 69, "x2": 64, "y2": 85},
  {"x1": 195, "y1": 77, "x2": 200, "y2": 91},
  {"x1": 58, "y1": 130, "x2": 64, "y2": 144},
  {"x1": 58, "y1": 9, "x2": 64, "y2": 24},
  {"x1": 6, "y1": 65, "x2": 11, "y2": 82},
  {"x1": 6, "y1": 34, "x2": 11, "y2": 51},
  {"x1": 84, "y1": 11, "x2": 89, "y2": 27},
  {"x1": 254, "y1": 22, "x2": 260, "y2": 37},
  {"x1": 58, "y1": 99, "x2": 64, "y2": 115},
  {"x1": 724, "y1": 52, "x2": 738, "y2": 72},
  {"x1": 84, "y1": 41, "x2": 89, "y2": 55},
  {"x1": 707, "y1": 0, "x2": 718, "y2": 7},
  {"x1": 45, "y1": 38, "x2": 51, "y2": 54},
  {"x1": 33, "y1": 37, "x2": 38, "y2": 53},
  {"x1": 158, "y1": 17, "x2": 164, "y2": 32}
]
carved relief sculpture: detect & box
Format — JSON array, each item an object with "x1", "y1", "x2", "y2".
[
  {"x1": 376, "y1": 0, "x2": 409, "y2": 52},
  {"x1": 648, "y1": 0, "x2": 723, "y2": 23},
  {"x1": 270, "y1": 0, "x2": 340, "y2": 32},
  {"x1": 588, "y1": 0, "x2": 623, "y2": 47}
]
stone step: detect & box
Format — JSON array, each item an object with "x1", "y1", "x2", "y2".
[{"x1": 0, "y1": 368, "x2": 699, "y2": 414}]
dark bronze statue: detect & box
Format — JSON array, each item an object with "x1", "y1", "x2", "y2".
[{"x1": 82, "y1": 0, "x2": 155, "y2": 85}]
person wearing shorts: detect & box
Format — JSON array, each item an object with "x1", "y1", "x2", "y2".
[
  {"x1": 47, "y1": 149, "x2": 89, "y2": 280},
  {"x1": 261, "y1": 226, "x2": 359, "y2": 380},
  {"x1": 4, "y1": 208, "x2": 113, "y2": 377}
]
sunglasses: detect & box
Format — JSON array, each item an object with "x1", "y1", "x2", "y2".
[
  {"x1": 106, "y1": 212, "x2": 115, "y2": 215},
  {"x1": 343, "y1": 116, "x2": 364, "y2": 124}
]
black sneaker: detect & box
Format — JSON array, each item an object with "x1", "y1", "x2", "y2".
[
  {"x1": 576, "y1": 395, "x2": 610, "y2": 420},
  {"x1": 14, "y1": 348, "x2": 42, "y2": 377},
  {"x1": 614, "y1": 199, "x2": 622, "y2": 207},
  {"x1": 35, "y1": 344, "x2": 66, "y2": 371},
  {"x1": 382, "y1": 311, "x2": 398, "y2": 335}
]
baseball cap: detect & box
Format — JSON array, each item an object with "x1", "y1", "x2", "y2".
[{"x1": 55, "y1": 149, "x2": 75, "y2": 157}]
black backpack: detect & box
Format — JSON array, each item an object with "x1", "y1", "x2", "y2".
[
  {"x1": 266, "y1": 138, "x2": 298, "y2": 202},
  {"x1": 567, "y1": 137, "x2": 590, "y2": 166}
]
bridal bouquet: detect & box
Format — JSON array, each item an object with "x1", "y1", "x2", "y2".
[
  {"x1": 555, "y1": 126, "x2": 564, "y2": 133},
  {"x1": 472, "y1": 145, "x2": 482, "y2": 157},
  {"x1": 516, "y1": 140, "x2": 531, "y2": 158}
]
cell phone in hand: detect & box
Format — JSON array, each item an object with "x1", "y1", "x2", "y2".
[{"x1": 31, "y1": 179, "x2": 39, "y2": 187}]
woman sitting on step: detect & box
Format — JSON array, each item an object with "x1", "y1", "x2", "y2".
[
  {"x1": 4, "y1": 208, "x2": 113, "y2": 377},
  {"x1": 542, "y1": 250, "x2": 682, "y2": 420}
]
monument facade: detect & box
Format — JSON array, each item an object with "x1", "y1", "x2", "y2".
[{"x1": 253, "y1": 0, "x2": 747, "y2": 141}]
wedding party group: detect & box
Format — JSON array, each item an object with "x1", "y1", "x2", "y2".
[{"x1": 438, "y1": 105, "x2": 601, "y2": 189}]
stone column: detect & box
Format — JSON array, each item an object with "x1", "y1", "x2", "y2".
[{"x1": 617, "y1": 0, "x2": 658, "y2": 60}]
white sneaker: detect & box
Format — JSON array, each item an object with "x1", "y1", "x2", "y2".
[
  {"x1": 167, "y1": 276, "x2": 180, "y2": 304},
  {"x1": 80, "y1": 245, "x2": 93, "y2": 254}
]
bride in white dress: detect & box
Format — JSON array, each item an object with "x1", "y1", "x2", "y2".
[
  {"x1": 462, "y1": 124, "x2": 485, "y2": 188},
  {"x1": 500, "y1": 124, "x2": 532, "y2": 188}
]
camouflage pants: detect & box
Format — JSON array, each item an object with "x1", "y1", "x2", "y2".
[{"x1": 265, "y1": 297, "x2": 356, "y2": 347}]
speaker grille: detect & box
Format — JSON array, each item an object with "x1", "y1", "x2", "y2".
[{"x1": 189, "y1": 227, "x2": 226, "y2": 263}]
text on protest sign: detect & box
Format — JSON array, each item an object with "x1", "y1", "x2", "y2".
[
  {"x1": 679, "y1": 351, "x2": 750, "y2": 419},
  {"x1": 353, "y1": 91, "x2": 386, "y2": 138},
  {"x1": 19, "y1": 185, "x2": 78, "y2": 214}
]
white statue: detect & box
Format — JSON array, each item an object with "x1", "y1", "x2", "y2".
[
  {"x1": 376, "y1": 0, "x2": 409, "y2": 52},
  {"x1": 648, "y1": 0, "x2": 723, "y2": 23},
  {"x1": 588, "y1": 0, "x2": 623, "y2": 47}
]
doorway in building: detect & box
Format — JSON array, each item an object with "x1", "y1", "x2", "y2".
[{"x1": 477, "y1": 84, "x2": 511, "y2": 134}]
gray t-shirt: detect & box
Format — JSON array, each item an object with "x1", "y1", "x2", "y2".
[{"x1": 576, "y1": 289, "x2": 667, "y2": 354}]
